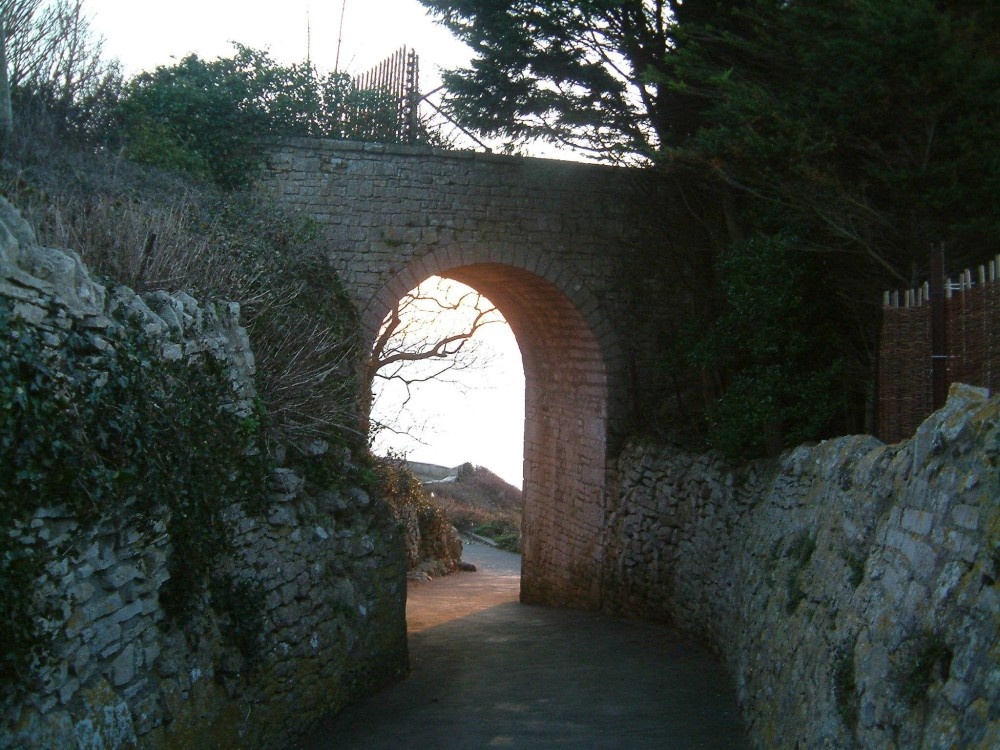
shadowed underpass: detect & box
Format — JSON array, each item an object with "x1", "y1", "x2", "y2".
[{"x1": 299, "y1": 540, "x2": 750, "y2": 750}]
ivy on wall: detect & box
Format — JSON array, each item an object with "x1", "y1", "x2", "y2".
[{"x1": 0, "y1": 299, "x2": 271, "y2": 705}]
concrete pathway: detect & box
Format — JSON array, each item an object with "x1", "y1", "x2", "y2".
[{"x1": 299, "y1": 539, "x2": 750, "y2": 750}]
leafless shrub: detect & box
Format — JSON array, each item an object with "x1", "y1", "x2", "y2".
[
  {"x1": 247, "y1": 315, "x2": 359, "y2": 445},
  {"x1": 3, "y1": 0, "x2": 112, "y2": 109},
  {"x1": 1, "y1": 130, "x2": 362, "y2": 450}
]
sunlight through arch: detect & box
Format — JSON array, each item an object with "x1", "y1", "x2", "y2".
[{"x1": 369, "y1": 276, "x2": 525, "y2": 488}]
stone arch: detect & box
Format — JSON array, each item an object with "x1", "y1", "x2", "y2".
[{"x1": 363, "y1": 248, "x2": 618, "y2": 610}]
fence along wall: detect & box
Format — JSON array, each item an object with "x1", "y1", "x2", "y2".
[
  {"x1": 351, "y1": 47, "x2": 421, "y2": 144},
  {"x1": 878, "y1": 255, "x2": 1000, "y2": 443}
]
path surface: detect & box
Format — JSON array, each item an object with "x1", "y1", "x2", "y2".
[{"x1": 299, "y1": 539, "x2": 750, "y2": 750}]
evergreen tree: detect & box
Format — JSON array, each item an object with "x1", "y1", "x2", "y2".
[
  {"x1": 419, "y1": 0, "x2": 750, "y2": 160},
  {"x1": 423, "y1": 0, "x2": 1000, "y2": 455},
  {"x1": 117, "y1": 45, "x2": 400, "y2": 188}
]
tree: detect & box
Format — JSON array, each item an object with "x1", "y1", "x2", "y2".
[
  {"x1": 663, "y1": 0, "x2": 1000, "y2": 279},
  {"x1": 0, "y1": 0, "x2": 120, "y2": 148},
  {"x1": 1, "y1": 0, "x2": 110, "y2": 113},
  {"x1": 423, "y1": 0, "x2": 1000, "y2": 456},
  {"x1": 116, "y1": 45, "x2": 402, "y2": 188},
  {"x1": 661, "y1": 0, "x2": 1000, "y2": 449},
  {"x1": 418, "y1": 0, "x2": 730, "y2": 161},
  {"x1": 0, "y1": 0, "x2": 42, "y2": 128},
  {"x1": 364, "y1": 277, "x2": 504, "y2": 441}
]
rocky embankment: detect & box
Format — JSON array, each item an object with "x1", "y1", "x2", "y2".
[{"x1": 1, "y1": 198, "x2": 407, "y2": 749}]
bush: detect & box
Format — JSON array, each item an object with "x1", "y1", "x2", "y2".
[
  {"x1": 472, "y1": 518, "x2": 521, "y2": 554},
  {"x1": 688, "y1": 233, "x2": 845, "y2": 458},
  {"x1": 0, "y1": 127, "x2": 363, "y2": 451},
  {"x1": 115, "y1": 45, "x2": 402, "y2": 188},
  {"x1": 376, "y1": 455, "x2": 462, "y2": 569}
]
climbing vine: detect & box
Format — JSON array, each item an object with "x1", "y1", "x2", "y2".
[{"x1": 0, "y1": 299, "x2": 271, "y2": 703}]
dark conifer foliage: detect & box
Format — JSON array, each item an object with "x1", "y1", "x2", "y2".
[{"x1": 421, "y1": 0, "x2": 1000, "y2": 455}]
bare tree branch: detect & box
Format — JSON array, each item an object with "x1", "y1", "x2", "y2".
[
  {"x1": 364, "y1": 276, "x2": 506, "y2": 441},
  {"x1": 1, "y1": 0, "x2": 112, "y2": 114}
]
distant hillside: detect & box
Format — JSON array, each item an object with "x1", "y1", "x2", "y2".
[
  {"x1": 425, "y1": 463, "x2": 521, "y2": 510},
  {"x1": 416, "y1": 463, "x2": 522, "y2": 553},
  {"x1": 405, "y1": 461, "x2": 461, "y2": 484}
]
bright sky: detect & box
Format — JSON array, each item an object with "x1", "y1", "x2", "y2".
[
  {"x1": 87, "y1": 0, "x2": 472, "y2": 85},
  {"x1": 369, "y1": 280, "x2": 525, "y2": 487},
  {"x1": 86, "y1": 0, "x2": 526, "y2": 487}
]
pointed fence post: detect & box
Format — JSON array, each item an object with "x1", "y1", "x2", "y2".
[{"x1": 930, "y1": 243, "x2": 948, "y2": 411}]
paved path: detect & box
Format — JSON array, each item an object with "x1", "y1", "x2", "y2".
[{"x1": 299, "y1": 539, "x2": 750, "y2": 749}]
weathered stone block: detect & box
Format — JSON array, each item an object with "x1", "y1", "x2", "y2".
[
  {"x1": 111, "y1": 643, "x2": 137, "y2": 687},
  {"x1": 951, "y1": 503, "x2": 980, "y2": 531},
  {"x1": 901, "y1": 507, "x2": 935, "y2": 536}
]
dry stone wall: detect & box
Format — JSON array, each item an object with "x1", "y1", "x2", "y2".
[
  {"x1": 606, "y1": 384, "x2": 998, "y2": 749},
  {"x1": 4, "y1": 479, "x2": 406, "y2": 750},
  {"x1": 0, "y1": 198, "x2": 407, "y2": 749}
]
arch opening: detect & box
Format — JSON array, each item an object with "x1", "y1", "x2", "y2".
[
  {"x1": 367, "y1": 262, "x2": 609, "y2": 610},
  {"x1": 369, "y1": 276, "x2": 524, "y2": 489}
]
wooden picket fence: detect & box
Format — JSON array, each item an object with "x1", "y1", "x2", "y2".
[{"x1": 878, "y1": 254, "x2": 1000, "y2": 442}]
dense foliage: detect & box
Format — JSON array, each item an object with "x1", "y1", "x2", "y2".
[
  {"x1": 419, "y1": 0, "x2": 678, "y2": 160},
  {"x1": 114, "y1": 45, "x2": 400, "y2": 188},
  {"x1": 3, "y1": 4, "x2": 414, "y2": 182},
  {"x1": 423, "y1": 0, "x2": 1000, "y2": 455},
  {"x1": 665, "y1": 0, "x2": 1000, "y2": 451}
]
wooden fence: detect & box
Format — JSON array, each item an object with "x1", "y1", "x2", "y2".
[{"x1": 878, "y1": 255, "x2": 1000, "y2": 442}]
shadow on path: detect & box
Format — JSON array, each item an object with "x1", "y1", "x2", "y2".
[{"x1": 299, "y1": 539, "x2": 750, "y2": 750}]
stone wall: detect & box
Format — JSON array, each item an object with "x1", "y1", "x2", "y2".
[
  {"x1": 3, "y1": 476, "x2": 406, "y2": 750},
  {"x1": 394, "y1": 500, "x2": 463, "y2": 579},
  {"x1": 0, "y1": 199, "x2": 408, "y2": 749},
  {"x1": 606, "y1": 384, "x2": 998, "y2": 749}
]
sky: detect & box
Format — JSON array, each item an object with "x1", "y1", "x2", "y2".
[
  {"x1": 369, "y1": 281, "x2": 525, "y2": 487},
  {"x1": 85, "y1": 0, "x2": 527, "y2": 487},
  {"x1": 87, "y1": 0, "x2": 473, "y2": 85}
]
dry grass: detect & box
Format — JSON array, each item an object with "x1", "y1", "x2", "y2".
[{"x1": 1, "y1": 116, "x2": 361, "y2": 449}]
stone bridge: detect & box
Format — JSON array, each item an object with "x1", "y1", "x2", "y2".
[{"x1": 264, "y1": 139, "x2": 666, "y2": 609}]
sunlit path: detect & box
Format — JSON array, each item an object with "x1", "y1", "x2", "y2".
[
  {"x1": 406, "y1": 539, "x2": 521, "y2": 634},
  {"x1": 298, "y1": 540, "x2": 750, "y2": 750}
]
